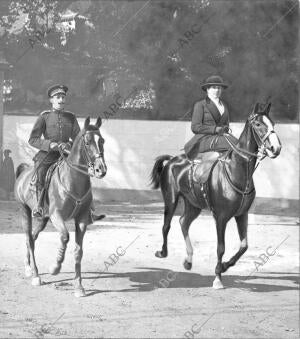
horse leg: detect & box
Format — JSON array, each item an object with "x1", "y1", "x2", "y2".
[
  {"x1": 24, "y1": 217, "x2": 49, "y2": 277},
  {"x1": 221, "y1": 213, "x2": 248, "y2": 273},
  {"x1": 213, "y1": 216, "x2": 226, "y2": 289},
  {"x1": 32, "y1": 217, "x2": 49, "y2": 241},
  {"x1": 180, "y1": 198, "x2": 201, "y2": 270},
  {"x1": 155, "y1": 185, "x2": 179, "y2": 258},
  {"x1": 49, "y1": 212, "x2": 69, "y2": 275},
  {"x1": 24, "y1": 230, "x2": 31, "y2": 278},
  {"x1": 74, "y1": 220, "x2": 88, "y2": 298},
  {"x1": 21, "y1": 204, "x2": 41, "y2": 286}
]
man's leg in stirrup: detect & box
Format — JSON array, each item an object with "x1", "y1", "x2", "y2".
[
  {"x1": 32, "y1": 164, "x2": 47, "y2": 218},
  {"x1": 90, "y1": 199, "x2": 105, "y2": 222}
]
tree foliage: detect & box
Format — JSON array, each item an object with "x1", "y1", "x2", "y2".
[{"x1": 0, "y1": 0, "x2": 298, "y2": 122}]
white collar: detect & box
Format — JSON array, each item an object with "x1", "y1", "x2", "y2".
[{"x1": 208, "y1": 93, "x2": 222, "y2": 105}]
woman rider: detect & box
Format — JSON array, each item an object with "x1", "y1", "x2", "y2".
[{"x1": 184, "y1": 75, "x2": 238, "y2": 159}]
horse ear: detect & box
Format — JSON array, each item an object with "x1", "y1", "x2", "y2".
[
  {"x1": 95, "y1": 117, "x2": 102, "y2": 128},
  {"x1": 254, "y1": 103, "x2": 259, "y2": 113},
  {"x1": 265, "y1": 103, "x2": 271, "y2": 115},
  {"x1": 84, "y1": 117, "x2": 90, "y2": 129}
]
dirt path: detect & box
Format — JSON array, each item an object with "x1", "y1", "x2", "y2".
[{"x1": 0, "y1": 200, "x2": 299, "y2": 338}]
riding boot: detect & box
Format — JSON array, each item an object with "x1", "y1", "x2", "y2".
[
  {"x1": 32, "y1": 188, "x2": 46, "y2": 218},
  {"x1": 90, "y1": 201, "x2": 105, "y2": 221},
  {"x1": 91, "y1": 212, "x2": 106, "y2": 222}
]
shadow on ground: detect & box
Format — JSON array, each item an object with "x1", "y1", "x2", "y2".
[{"x1": 37, "y1": 268, "x2": 299, "y2": 297}]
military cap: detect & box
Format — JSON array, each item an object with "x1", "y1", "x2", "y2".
[{"x1": 47, "y1": 84, "x2": 68, "y2": 98}]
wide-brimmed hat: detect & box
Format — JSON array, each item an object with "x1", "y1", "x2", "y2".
[
  {"x1": 201, "y1": 75, "x2": 228, "y2": 91},
  {"x1": 47, "y1": 84, "x2": 68, "y2": 98}
]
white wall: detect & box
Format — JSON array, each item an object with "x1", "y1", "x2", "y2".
[{"x1": 3, "y1": 115, "x2": 299, "y2": 200}]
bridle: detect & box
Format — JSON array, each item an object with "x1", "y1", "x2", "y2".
[
  {"x1": 223, "y1": 112, "x2": 275, "y2": 164},
  {"x1": 220, "y1": 111, "x2": 276, "y2": 204},
  {"x1": 81, "y1": 130, "x2": 104, "y2": 176},
  {"x1": 61, "y1": 130, "x2": 104, "y2": 177}
]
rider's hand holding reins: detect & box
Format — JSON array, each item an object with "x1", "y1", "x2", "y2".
[
  {"x1": 58, "y1": 142, "x2": 71, "y2": 155},
  {"x1": 215, "y1": 126, "x2": 230, "y2": 135},
  {"x1": 50, "y1": 141, "x2": 71, "y2": 155},
  {"x1": 50, "y1": 142, "x2": 59, "y2": 151}
]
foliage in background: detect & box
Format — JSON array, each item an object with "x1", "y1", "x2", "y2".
[{"x1": 0, "y1": 0, "x2": 298, "y2": 122}]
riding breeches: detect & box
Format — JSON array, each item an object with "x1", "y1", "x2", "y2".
[{"x1": 33, "y1": 152, "x2": 60, "y2": 191}]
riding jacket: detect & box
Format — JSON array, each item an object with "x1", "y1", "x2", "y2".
[
  {"x1": 184, "y1": 97, "x2": 237, "y2": 159},
  {"x1": 28, "y1": 109, "x2": 80, "y2": 164}
]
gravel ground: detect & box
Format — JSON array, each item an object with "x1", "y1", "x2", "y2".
[{"x1": 0, "y1": 200, "x2": 299, "y2": 338}]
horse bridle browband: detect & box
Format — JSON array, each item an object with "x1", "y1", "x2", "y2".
[{"x1": 248, "y1": 111, "x2": 275, "y2": 138}]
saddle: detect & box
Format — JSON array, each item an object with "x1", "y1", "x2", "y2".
[
  {"x1": 187, "y1": 152, "x2": 224, "y2": 209},
  {"x1": 192, "y1": 151, "x2": 221, "y2": 183}
]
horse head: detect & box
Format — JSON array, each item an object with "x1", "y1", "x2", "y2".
[
  {"x1": 248, "y1": 102, "x2": 282, "y2": 159},
  {"x1": 81, "y1": 117, "x2": 107, "y2": 178}
]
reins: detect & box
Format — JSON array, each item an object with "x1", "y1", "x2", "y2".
[
  {"x1": 58, "y1": 134, "x2": 103, "y2": 177},
  {"x1": 55, "y1": 133, "x2": 103, "y2": 218},
  {"x1": 223, "y1": 134, "x2": 259, "y2": 160},
  {"x1": 217, "y1": 115, "x2": 272, "y2": 214}
]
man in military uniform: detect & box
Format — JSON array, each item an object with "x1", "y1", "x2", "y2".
[{"x1": 29, "y1": 84, "x2": 80, "y2": 217}]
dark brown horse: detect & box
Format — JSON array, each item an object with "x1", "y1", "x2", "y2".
[
  {"x1": 151, "y1": 103, "x2": 281, "y2": 289},
  {"x1": 15, "y1": 117, "x2": 107, "y2": 297}
]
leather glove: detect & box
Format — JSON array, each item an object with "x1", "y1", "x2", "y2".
[
  {"x1": 223, "y1": 126, "x2": 230, "y2": 133},
  {"x1": 49, "y1": 142, "x2": 59, "y2": 151},
  {"x1": 58, "y1": 142, "x2": 71, "y2": 154}
]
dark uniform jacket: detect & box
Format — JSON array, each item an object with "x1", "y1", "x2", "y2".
[
  {"x1": 28, "y1": 109, "x2": 80, "y2": 164},
  {"x1": 184, "y1": 97, "x2": 235, "y2": 158}
]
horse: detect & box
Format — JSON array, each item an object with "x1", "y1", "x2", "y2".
[
  {"x1": 14, "y1": 117, "x2": 107, "y2": 297},
  {"x1": 150, "y1": 103, "x2": 282, "y2": 289}
]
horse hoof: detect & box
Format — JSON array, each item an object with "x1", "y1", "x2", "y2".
[
  {"x1": 155, "y1": 250, "x2": 167, "y2": 258},
  {"x1": 74, "y1": 288, "x2": 86, "y2": 298},
  {"x1": 183, "y1": 260, "x2": 192, "y2": 270},
  {"x1": 31, "y1": 276, "x2": 42, "y2": 286},
  {"x1": 212, "y1": 277, "x2": 224, "y2": 290},
  {"x1": 49, "y1": 264, "x2": 61, "y2": 275},
  {"x1": 24, "y1": 266, "x2": 32, "y2": 277}
]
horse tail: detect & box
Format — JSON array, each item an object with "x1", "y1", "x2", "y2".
[
  {"x1": 16, "y1": 163, "x2": 29, "y2": 179},
  {"x1": 150, "y1": 155, "x2": 172, "y2": 189}
]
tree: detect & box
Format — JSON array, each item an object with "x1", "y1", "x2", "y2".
[{"x1": 0, "y1": 0, "x2": 298, "y2": 121}]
